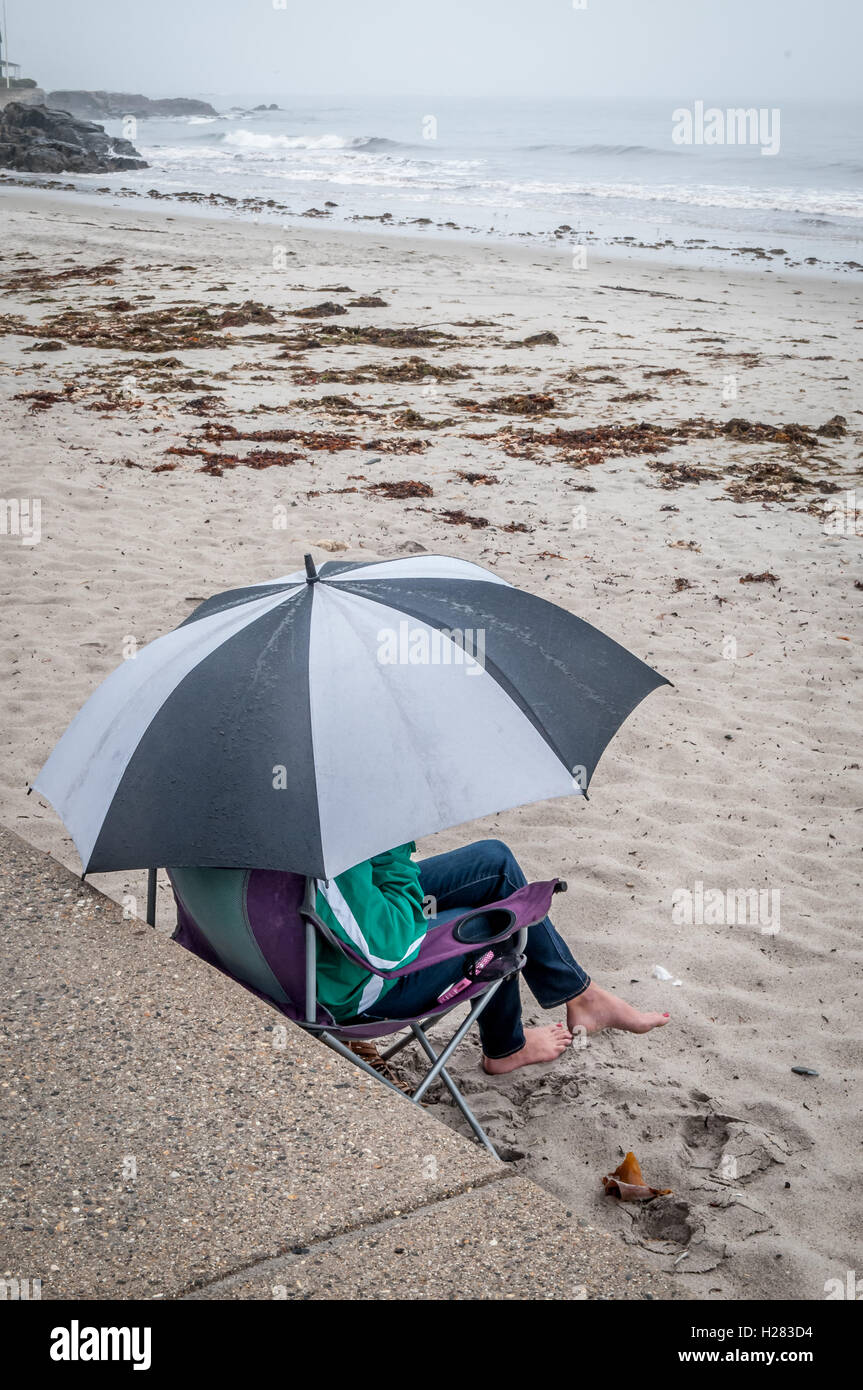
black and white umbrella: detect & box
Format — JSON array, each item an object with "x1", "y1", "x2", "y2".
[{"x1": 33, "y1": 554, "x2": 669, "y2": 879}]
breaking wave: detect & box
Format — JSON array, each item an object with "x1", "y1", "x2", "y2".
[{"x1": 221, "y1": 130, "x2": 407, "y2": 152}]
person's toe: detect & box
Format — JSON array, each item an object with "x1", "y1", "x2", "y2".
[{"x1": 638, "y1": 1011, "x2": 670, "y2": 1032}]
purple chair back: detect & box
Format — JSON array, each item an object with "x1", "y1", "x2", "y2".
[{"x1": 169, "y1": 867, "x2": 561, "y2": 1040}]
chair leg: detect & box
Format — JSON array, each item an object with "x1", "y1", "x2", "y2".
[
  {"x1": 378, "y1": 1029, "x2": 419, "y2": 1063},
  {"x1": 409, "y1": 1023, "x2": 500, "y2": 1160},
  {"x1": 378, "y1": 1006, "x2": 449, "y2": 1062},
  {"x1": 412, "y1": 980, "x2": 501, "y2": 1103},
  {"x1": 317, "y1": 1029, "x2": 412, "y2": 1100},
  {"x1": 318, "y1": 984, "x2": 505, "y2": 1159}
]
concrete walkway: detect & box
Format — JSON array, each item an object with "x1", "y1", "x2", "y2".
[{"x1": 0, "y1": 826, "x2": 676, "y2": 1300}]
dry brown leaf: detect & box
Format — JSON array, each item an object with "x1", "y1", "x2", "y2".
[{"x1": 602, "y1": 1150, "x2": 672, "y2": 1202}]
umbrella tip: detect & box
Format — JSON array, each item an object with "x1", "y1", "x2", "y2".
[{"x1": 304, "y1": 553, "x2": 319, "y2": 584}]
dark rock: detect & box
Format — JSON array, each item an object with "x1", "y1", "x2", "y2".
[
  {"x1": 0, "y1": 103, "x2": 147, "y2": 173},
  {"x1": 46, "y1": 90, "x2": 218, "y2": 120},
  {"x1": 816, "y1": 414, "x2": 847, "y2": 438}
]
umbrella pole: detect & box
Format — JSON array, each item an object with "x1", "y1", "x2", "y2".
[
  {"x1": 302, "y1": 876, "x2": 318, "y2": 1022},
  {"x1": 146, "y1": 867, "x2": 157, "y2": 927}
]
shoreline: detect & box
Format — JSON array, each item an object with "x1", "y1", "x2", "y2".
[
  {"x1": 2, "y1": 175, "x2": 860, "y2": 282},
  {"x1": 2, "y1": 187, "x2": 861, "y2": 1301}
]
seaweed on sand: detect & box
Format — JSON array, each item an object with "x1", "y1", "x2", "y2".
[
  {"x1": 722, "y1": 459, "x2": 841, "y2": 503},
  {"x1": 277, "y1": 324, "x2": 456, "y2": 351},
  {"x1": 647, "y1": 458, "x2": 722, "y2": 488},
  {"x1": 165, "y1": 446, "x2": 306, "y2": 475},
  {"x1": 0, "y1": 258, "x2": 124, "y2": 292},
  {"x1": 366, "y1": 480, "x2": 434, "y2": 500},
  {"x1": 438, "y1": 509, "x2": 490, "y2": 529},
  {"x1": 389, "y1": 409, "x2": 454, "y2": 430},
  {"x1": 290, "y1": 301, "x2": 349, "y2": 318},
  {"x1": 3, "y1": 300, "x2": 277, "y2": 351},
  {"x1": 192, "y1": 420, "x2": 427, "y2": 454},
  {"x1": 467, "y1": 420, "x2": 684, "y2": 467},
  {"x1": 360, "y1": 436, "x2": 429, "y2": 454},
  {"x1": 291, "y1": 356, "x2": 472, "y2": 386},
  {"x1": 457, "y1": 392, "x2": 557, "y2": 416}
]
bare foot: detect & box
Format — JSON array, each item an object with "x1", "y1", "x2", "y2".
[
  {"x1": 567, "y1": 983, "x2": 669, "y2": 1036},
  {"x1": 482, "y1": 1023, "x2": 572, "y2": 1075}
]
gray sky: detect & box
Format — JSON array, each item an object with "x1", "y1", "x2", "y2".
[{"x1": 7, "y1": 0, "x2": 863, "y2": 101}]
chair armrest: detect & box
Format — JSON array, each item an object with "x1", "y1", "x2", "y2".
[{"x1": 302, "y1": 878, "x2": 564, "y2": 980}]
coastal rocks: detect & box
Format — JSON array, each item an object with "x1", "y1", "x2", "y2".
[
  {"x1": 0, "y1": 103, "x2": 147, "y2": 173},
  {"x1": 46, "y1": 91, "x2": 218, "y2": 120},
  {"x1": 229, "y1": 103, "x2": 280, "y2": 116}
]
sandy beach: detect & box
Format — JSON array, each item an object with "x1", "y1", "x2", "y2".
[{"x1": 1, "y1": 186, "x2": 860, "y2": 1301}]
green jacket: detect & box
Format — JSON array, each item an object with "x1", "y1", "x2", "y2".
[{"x1": 315, "y1": 842, "x2": 429, "y2": 1021}]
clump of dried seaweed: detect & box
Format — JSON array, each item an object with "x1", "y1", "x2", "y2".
[
  {"x1": 0, "y1": 258, "x2": 124, "y2": 292},
  {"x1": 455, "y1": 471, "x2": 499, "y2": 485},
  {"x1": 722, "y1": 459, "x2": 841, "y2": 503},
  {"x1": 389, "y1": 409, "x2": 454, "y2": 430},
  {"x1": 438, "y1": 509, "x2": 490, "y2": 529},
  {"x1": 277, "y1": 324, "x2": 456, "y2": 351},
  {"x1": 457, "y1": 392, "x2": 557, "y2": 416},
  {"x1": 290, "y1": 301, "x2": 349, "y2": 318},
  {"x1": 367, "y1": 480, "x2": 434, "y2": 499},
  {"x1": 1, "y1": 299, "x2": 277, "y2": 351},
  {"x1": 291, "y1": 356, "x2": 472, "y2": 386},
  {"x1": 164, "y1": 446, "x2": 306, "y2": 475}
]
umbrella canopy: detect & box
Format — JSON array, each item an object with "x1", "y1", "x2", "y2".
[{"x1": 33, "y1": 554, "x2": 669, "y2": 879}]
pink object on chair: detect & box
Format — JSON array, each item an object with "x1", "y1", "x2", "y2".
[{"x1": 437, "y1": 951, "x2": 494, "y2": 1004}]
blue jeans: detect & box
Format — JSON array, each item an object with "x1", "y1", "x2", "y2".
[{"x1": 357, "y1": 839, "x2": 590, "y2": 1059}]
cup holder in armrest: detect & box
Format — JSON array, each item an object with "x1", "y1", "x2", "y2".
[{"x1": 452, "y1": 906, "x2": 517, "y2": 945}]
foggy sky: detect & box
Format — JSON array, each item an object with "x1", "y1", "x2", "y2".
[{"x1": 7, "y1": 0, "x2": 862, "y2": 102}]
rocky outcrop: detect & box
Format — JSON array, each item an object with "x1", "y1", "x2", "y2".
[
  {"x1": 46, "y1": 90, "x2": 218, "y2": 120},
  {"x1": 0, "y1": 103, "x2": 148, "y2": 173}
]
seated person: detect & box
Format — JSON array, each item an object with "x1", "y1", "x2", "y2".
[{"x1": 317, "y1": 838, "x2": 669, "y2": 1074}]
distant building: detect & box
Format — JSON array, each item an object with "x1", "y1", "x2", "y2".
[
  {"x1": 1, "y1": 21, "x2": 22, "y2": 84},
  {"x1": 0, "y1": 27, "x2": 42, "y2": 103}
]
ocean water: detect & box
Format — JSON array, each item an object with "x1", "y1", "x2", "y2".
[{"x1": 90, "y1": 96, "x2": 863, "y2": 268}]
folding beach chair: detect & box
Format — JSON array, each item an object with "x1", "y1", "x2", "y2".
[{"x1": 165, "y1": 866, "x2": 567, "y2": 1160}]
